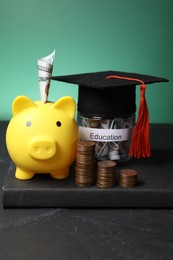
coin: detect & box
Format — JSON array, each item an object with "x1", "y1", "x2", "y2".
[
  {"x1": 77, "y1": 141, "x2": 95, "y2": 151},
  {"x1": 97, "y1": 160, "x2": 116, "y2": 188},
  {"x1": 89, "y1": 118, "x2": 101, "y2": 128},
  {"x1": 119, "y1": 169, "x2": 138, "y2": 188},
  {"x1": 75, "y1": 141, "x2": 96, "y2": 187},
  {"x1": 97, "y1": 160, "x2": 116, "y2": 168}
]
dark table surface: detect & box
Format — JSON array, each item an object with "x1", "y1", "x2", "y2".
[{"x1": 1, "y1": 121, "x2": 173, "y2": 260}]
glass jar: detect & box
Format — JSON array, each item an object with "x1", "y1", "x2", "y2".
[{"x1": 77, "y1": 113, "x2": 135, "y2": 163}]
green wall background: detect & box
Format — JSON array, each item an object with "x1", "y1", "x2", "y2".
[{"x1": 0, "y1": 0, "x2": 172, "y2": 122}]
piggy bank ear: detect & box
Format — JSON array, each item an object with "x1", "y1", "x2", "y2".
[
  {"x1": 12, "y1": 96, "x2": 37, "y2": 116},
  {"x1": 52, "y1": 96, "x2": 76, "y2": 119}
]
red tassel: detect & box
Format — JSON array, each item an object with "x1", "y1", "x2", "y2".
[
  {"x1": 106, "y1": 75, "x2": 151, "y2": 159},
  {"x1": 129, "y1": 84, "x2": 151, "y2": 158}
]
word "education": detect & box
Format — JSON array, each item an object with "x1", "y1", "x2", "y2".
[{"x1": 90, "y1": 133, "x2": 122, "y2": 141}]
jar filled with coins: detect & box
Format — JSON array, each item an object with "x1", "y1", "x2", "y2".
[{"x1": 77, "y1": 113, "x2": 135, "y2": 163}]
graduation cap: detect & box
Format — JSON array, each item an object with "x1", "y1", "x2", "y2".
[{"x1": 52, "y1": 70, "x2": 168, "y2": 159}]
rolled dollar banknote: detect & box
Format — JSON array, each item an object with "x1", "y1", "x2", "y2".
[{"x1": 38, "y1": 50, "x2": 56, "y2": 103}]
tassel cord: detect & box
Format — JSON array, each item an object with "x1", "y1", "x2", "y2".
[{"x1": 106, "y1": 75, "x2": 151, "y2": 159}]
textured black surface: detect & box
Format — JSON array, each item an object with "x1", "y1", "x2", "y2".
[
  {"x1": 1, "y1": 121, "x2": 173, "y2": 259},
  {"x1": 2, "y1": 149, "x2": 173, "y2": 208}
]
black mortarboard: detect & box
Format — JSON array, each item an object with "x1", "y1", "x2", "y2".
[
  {"x1": 52, "y1": 71, "x2": 168, "y2": 118},
  {"x1": 52, "y1": 70, "x2": 168, "y2": 158}
]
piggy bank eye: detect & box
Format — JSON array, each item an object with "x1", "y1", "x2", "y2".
[
  {"x1": 26, "y1": 121, "x2": 32, "y2": 127},
  {"x1": 56, "y1": 121, "x2": 62, "y2": 127}
]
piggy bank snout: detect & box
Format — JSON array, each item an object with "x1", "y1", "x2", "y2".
[{"x1": 28, "y1": 135, "x2": 57, "y2": 160}]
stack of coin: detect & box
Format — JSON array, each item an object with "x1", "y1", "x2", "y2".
[
  {"x1": 119, "y1": 169, "x2": 137, "y2": 188},
  {"x1": 75, "y1": 141, "x2": 96, "y2": 187},
  {"x1": 97, "y1": 160, "x2": 116, "y2": 188}
]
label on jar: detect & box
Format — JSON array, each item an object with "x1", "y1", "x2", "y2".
[{"x1": 79, "y1": 126, "x2": 134, "y2": 142}]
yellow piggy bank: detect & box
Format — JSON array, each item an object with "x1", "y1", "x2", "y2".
[{"x1": 6, "y1": 96, "x2": 78, "y2": 180}]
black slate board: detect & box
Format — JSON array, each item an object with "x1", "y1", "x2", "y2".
[{"x1": 2, "y1": 149, "x2": 173, "y2": 208}]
